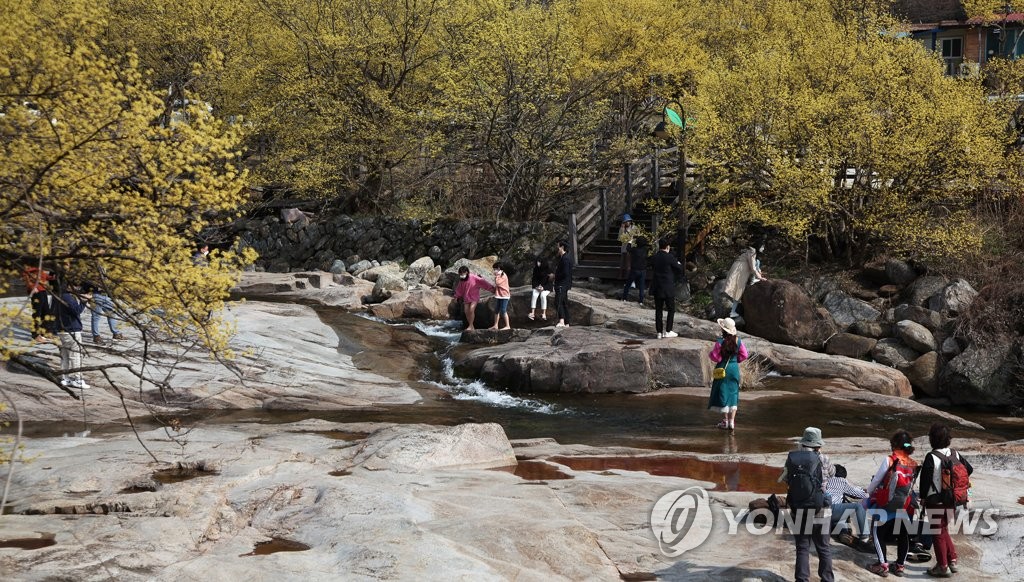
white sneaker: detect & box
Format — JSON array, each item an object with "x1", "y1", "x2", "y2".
[
  {"x1": 555, "y1": 322, "x2": 567, "y2": 328},
  {"x1": 70, "y1": 379, "x2": 90, "y2": 390},
  {"x1": 59, "y1": 377, "x2": 71, "y2": 387},
  {"x1": 664, "y1": 331, "x2": 678, "y2": 338},
  {"x1": 656, "y1": 332, "x2": 663, "y2": 339}
]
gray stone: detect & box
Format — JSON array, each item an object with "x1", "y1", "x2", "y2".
[
  {"x1": 440, "y1": 257, "x2": 499, "y2": 289},
  {"x1": 907, "y1": 275, "x2": 949, "y2": 307},
  {"x1": 428, "y1": 245, "x2": 442, "y2": 259},
  {"x1": 893, "y1": 304, "x2": 945, "y2": 332},
  {"x1": 871, "y1": 338, "x2": 920, "y2": 369},
  {"x1": 942, "y1": 342, "x2": 1018, "y2": 406},
  {"x1": 404, "y1": 256, "x2": 435, "y2": 286},
  {"x1": 353, "y1": 423, "x2": 516, "y2": 472},
  {"x1": 825, "y1": 333, "x2": 878, "y2": 359},
  {"x1": 928, "y1": 279, "x2": 978, "y2": 316},
  {"x1": 423, "y1": 265, "x2": 442, "y2": 287},
  {"x1": 348, "y1": 259, "x2": 373, "y2": 275},
  {"x1": 822, "y1": 290, "x2": 881, "y2": 329},
  {"x1": 360, "y1": 263, "x2": 401, "y2": 283},
  {"x1": 803, "y1": 276, "x2": 843, "y2": 302},
  {"x1": 371, "y1": 272, "x2": 408, "y2": 303},
  {"x1": 940, "y1": 337, "x2": 963, "y2": 358},
  {"x1": 904, "y1": 351, "x2": 941, "y2": 397},
  {"x1": 885, "y1": 258, "x2": 917, "y2": 286},
  {"x1": 281, "y1": 207, "x2": 308, "y2": 224},
  {"x1": 896, "y1": 320, "x2": 938, "y2": 353},
  {"x1": 850, "y1": 321, "x2": 892, "y2": 339}
]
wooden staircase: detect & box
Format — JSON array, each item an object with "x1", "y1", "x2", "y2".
[{"x1": 572, "y1": 147, "x2": 691, "y2": 281}]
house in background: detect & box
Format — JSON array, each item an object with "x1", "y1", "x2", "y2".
[{"x1": 895, "y1": 0, "x2": 1024, "y2": 76}]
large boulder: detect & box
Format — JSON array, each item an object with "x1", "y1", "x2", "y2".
[
  {"x1": 850, "y1": 321, "x2": 892, "y2": 339},
  {"x1": 423, "y1": 265, "x2": 443, "y2": 287},
  {"x1": 741, "y1": 279, "x2": 837, "y2": 350},
  {"x1": 348, "y1": 259, "x2": 373, "y2": 275},
  {"x1": 907, "y1": 275, "x2": 948, "y2": 307},
  {"x1": 895, "y1": 320, "x2": 938, "y2": 353},
  {"x1": 821, "y1": 290, "x2": 881, "y2": 330},
  {"x1": 752, "y1": 339, "x2": 912, "y2": 397},
  {"x1": 942, "y1": 342, "x2": 1019, "y2": 406},
  {"x1": 404, "y1": 256, "x2": 435, "y2": 286},
  {"x1": 892, "y1": 304, "x2": 946, "y2": 332},
  {"x1": 360, "y1": 263, "x2": 402, "y2": 283},
  {"x1": 440, "y1": 256, "x2": 499, "y2": 288},
  {"x1": 871, "y1": 338, "x2": 920, "y2": 369},
  {"x1": 928, "y1": 279, "x2": 978, "y2": 316},
  {"x1": 825, "y1": 333, "x2": 877, "y2": 359},
  {"x1": 455, "y1": 327, "x2": 708, "y2": 393},
  {"x1": 371, "y1": 272, "x2": 408, "y2": 302},
  {"x1": 369, "y1": 288, "x2": 455, "y2": 320},
  {"x1": 904, "y1": 351, "x2": 941, "y2": 397},
  {"x1": 352, "y1": 423, "x2": 516, "y2": 472}
]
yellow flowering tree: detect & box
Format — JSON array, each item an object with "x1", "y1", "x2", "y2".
[{"x1": 0, "y1": 0, "x2": 253, "y2": 373}]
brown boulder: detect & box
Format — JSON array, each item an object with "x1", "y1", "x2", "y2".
[
  {"x1": 369, "y1": 288, "x2": 455, "y2": 319},
  {"x1": 825, "y1": 333, "x2": 878, "y2": 359},
  {"x1": 904, "y1": 351, "x2": 941, "y2": 397},
  {"x1": 742, "y1": 280, "x2": 837, "y2": 350}
]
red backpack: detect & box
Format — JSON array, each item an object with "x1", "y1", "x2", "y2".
[
  {"x1": 873, "y1": 454, "x2": 915, "y2": 512},
  {"x1": 927, "y1": 450, "x2": 971, "y2": 508}
]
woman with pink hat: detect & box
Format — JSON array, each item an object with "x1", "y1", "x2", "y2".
[{"x1": 708, "y1": 317, "x2": 748, "y2": 431}]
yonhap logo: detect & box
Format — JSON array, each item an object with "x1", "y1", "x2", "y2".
[{"x1": 650, "y1": 486, "x2": 714, "y2": 556}]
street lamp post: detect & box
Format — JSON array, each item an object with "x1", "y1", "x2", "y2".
[{"x1": 653, "y1": 100, "x2": 688, "y2": 260}]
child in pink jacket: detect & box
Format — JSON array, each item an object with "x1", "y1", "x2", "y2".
[
  {"x1": 454, "y1": 266, "x2": 494, "y2": 331},
  {"x1": 489, "y1": 263, "x2": 512, "y2": 331}
]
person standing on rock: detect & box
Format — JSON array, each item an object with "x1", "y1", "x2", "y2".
[
  {"x1": 54, "y1": 279, "x2": 92, "y2": 390},
  {"x1": 920, "y1": 422, "x2": 973, "y2": 578},
  {"x1": 778, "y1": 427, "x2": 836, "y2": 582},
  {"x1": 528, "y1": 256, "x2": 552, "y2": 321},
  {"x1": 618, "y1": 214, "x2": 635, "y2": 278},
  {"x1": 454, "y1": 266, "x2": 494, "y2": 331},
  {"x1": 554, "y1": 241, "x2": 573, "y2": 328},
  {"x1": 723, "y1": 245, "x2": 763, "y2": 317},
  {"x1": 650, "y1": 237, "x2": 684, "y2": 338},
  {"x1": 488, "y1": 263, "x2": 512, "y2": 331},
  {"x1": 621, "y1": 236, "x2": 649, "y2": 305},
  {"x1": 865, "y1": 430, "x2": 918, "y2": 577},
  {"x1": 707, "y1": 317, "x2": 747, "y2": 431}
]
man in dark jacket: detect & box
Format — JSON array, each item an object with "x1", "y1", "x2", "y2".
[
  {"x1": 651, "y1": 238, "x2": 684, "y2": 339},
  {"x1": 554, "y1": 241, "x2": 573, "y2": 328}
]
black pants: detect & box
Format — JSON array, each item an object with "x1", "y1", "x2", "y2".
[
  {"x1": 794, "y1": 522, "x2": 834, "y2": 582},
  {"x1": 622, "y1": 271, "x2": 645, "y2": 303},
  {"x1": 555, "y1": 286, "x2": 570, "y2": 322},
  {"x1": 654, "y1": 296, "x2": 674, "y2": 333}
]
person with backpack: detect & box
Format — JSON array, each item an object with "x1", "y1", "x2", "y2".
[
  {"x1": 778, "y1": 427, "x2": 835, "y2": 582},
  {"x1": 920, "y1": 423, "x2": 974, "y2": 578},
  {"x1": 865, "y1": 430, "x2": 919, "y2": 577}
]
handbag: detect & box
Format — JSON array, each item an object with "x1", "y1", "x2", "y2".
[{"x1": 713, "y1": 367, "x2": 726, "y2": 380}]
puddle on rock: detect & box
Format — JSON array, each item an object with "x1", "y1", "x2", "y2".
[
  {"x1": 119, "y1": 482, "x2": 159, "y2": 494},
  {"x1": 0, "y1": 534, "x2": 56, "y2": 550},
  {"x1": 328, "y1": 469, "x2": 352, "y2": 477},
  {"x1": 493, "y1": 460, "x2": 574, "y2": 481},
  {"x1": 240, "y1": 538, "x2": 311, "y2": 557},
  {"x1": 152, "y1": 462, "x2": 219, "y2": 485},
  {"x1": 546, "y1": 455, "x2": 785, "y2": 493}
]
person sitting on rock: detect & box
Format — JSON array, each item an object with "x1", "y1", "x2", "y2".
[
  {"x1": 528, "y1": 256, "x2": 552, "y2": 321},
  {"x1": 454, "y1": 266, "x2": 494, "y2": 331},
  {"x1": 827, "y1": 464, "x2": 870, "y2": 547}
]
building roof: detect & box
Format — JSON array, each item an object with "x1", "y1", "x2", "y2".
[{"x1": 908, "y1": 12, "x2": 1024, "y2": 32}]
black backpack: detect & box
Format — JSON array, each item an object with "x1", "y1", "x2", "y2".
[{"x1": 786, "y1": 449, "x2": 825, "y2": 510}]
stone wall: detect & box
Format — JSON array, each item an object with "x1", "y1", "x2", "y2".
[{"x1": 237, "y1": 214, "x2": 568, "y2": 276}]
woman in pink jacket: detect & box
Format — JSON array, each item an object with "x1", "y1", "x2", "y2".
[{"x1": 454, "y1": 266, "x2": 494, "y2": 331}]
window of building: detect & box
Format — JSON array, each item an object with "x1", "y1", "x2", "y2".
[{"x1": 942, "y1": 37, "x2": 964, "y2": 76}]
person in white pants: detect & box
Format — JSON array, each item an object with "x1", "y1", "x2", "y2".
[
  {"x1": 528, "y1": 256, "x2": 552, "y2": 321},
  {"x1": 54, "y1": 283, "x2": 91, "y2": 390}
]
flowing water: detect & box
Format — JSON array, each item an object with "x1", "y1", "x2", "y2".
[{"x1": 18, "y1": 308, "x2": 1024, "y2": 458}]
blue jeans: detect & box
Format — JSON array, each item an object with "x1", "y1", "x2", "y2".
[
  {"x1": 831, "y1": 501, "x2": 868, "y2": 538},
  {"x1": 91, "y1": 293, "x2": 120, "y2": 336}
]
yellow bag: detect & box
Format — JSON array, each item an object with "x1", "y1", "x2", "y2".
[{"x1": 713, "y1": 367, "x2": 726, "y2": 380}]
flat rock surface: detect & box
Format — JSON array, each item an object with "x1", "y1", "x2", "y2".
[{"x1": 0, "y1": 299, "x2": 420, "y2": 423}]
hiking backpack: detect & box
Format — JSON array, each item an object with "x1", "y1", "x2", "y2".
[
  {"x1": 873, "y1": 454, "x2": 915, "y2": 513},
  {"x1": 785, "y1": 449, "x2": 825, "y2": 510},
  {"x1": 927, "y1": 450, "x2": 971, "y2": 508}
]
